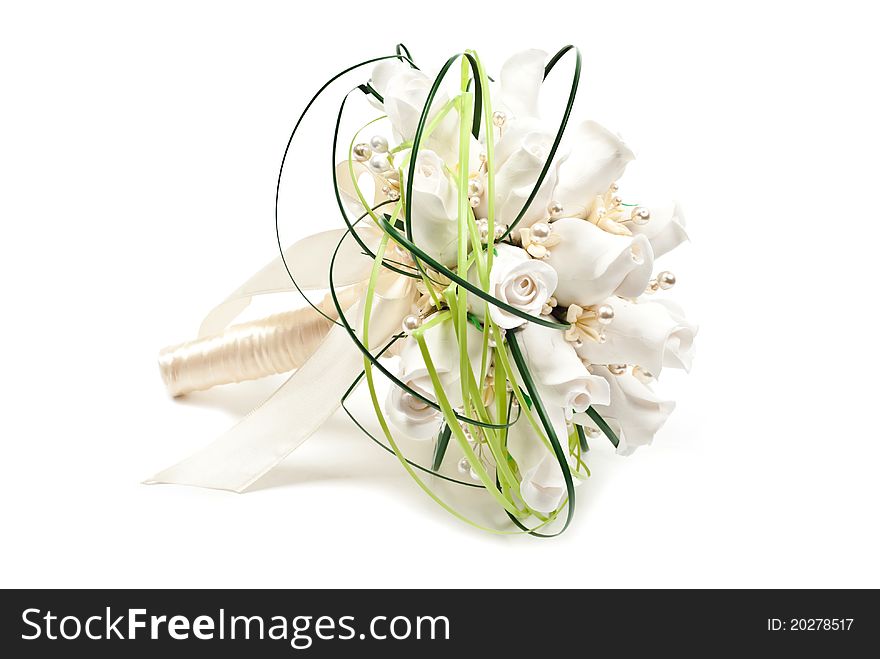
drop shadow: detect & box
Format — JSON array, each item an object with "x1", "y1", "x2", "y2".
[{"x1": 169, "y1": 375, "x2": 289, "y2": 418}]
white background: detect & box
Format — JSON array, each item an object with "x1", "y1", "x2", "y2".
[{"x1": 2, "y1": 0, "x2": 878, "y2": 588}]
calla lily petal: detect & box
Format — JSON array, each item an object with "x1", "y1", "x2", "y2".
[
  {"x1": 546, "y1": 218, "x2": 654, "y2": 306},
  {"x1": 516, "y1": 321, "x2": 611, "y2": 414},
  {"x1": 385, "y1": 317, "x2": 485, "y2": 439},
  {"x1": 577, "y1": 297, "x2": 697, "y2": 375},
  {"x1": 407, "y1": 150, "x2": 459, "y2": 267},
  {"x1": 630, "y1": 201, "x2": 689, "y2": 258},
  {"x1": 575, "y1": 365, "x2": 675, "y2": 456},
  {"x1": 497, "y1": 49, "x2": 548, "y2": 121},
  {"x1": 493, "y1": 119, "x2": 566, "y2": 228},
  {"x1": 553, "y1": 120, "x2": 634, "y2": 218},
  {"x1": 507, "y1": 403, "x2": 572, "y2": 513}
]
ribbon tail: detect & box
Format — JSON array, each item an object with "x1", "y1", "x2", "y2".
[{"x1": 146, "y1": 323, "x2": 363, "y2": 492}]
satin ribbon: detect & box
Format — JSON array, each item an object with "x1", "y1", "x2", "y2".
[{"x1": 147, "y1": 226, "x2": 415, "y2": 492}]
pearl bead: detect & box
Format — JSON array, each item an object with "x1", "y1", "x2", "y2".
[
  {"x1": 457, "y1": 457, "x2": 470, "y2": 474},
  {"x1": 469, "y1": 195, "x2": 481, "y2": 208},
  {"x1": 530, "y1": 222, "x2": 551, "y2": 243},
  {"x1": 476, "y1": 219, "x2": 489, "y2": 242},
  {"x1": 547, "y1": 200, "x2": 564, "y2": 219},
  {"x1": 402, "y1": 314, "x2": 421, "y2": 333},
  {"x1": 368, "y1": 154, "x2": 390, "y2": 173},
  {"x1": 631, "y1": 207, "x2": 651, "y2": 225},
  {"x1": 494, "y1": 223, "x2": 507, "y2": 239},
  {"x1": 610, "y1": 182, "x2": 619, "y2": 192},
  {"x1": 492, "y1": 111, "x2": 506, "y2": 127},
  {"x1": 632, "y1": 365, "x2": 655, "y2": 383},
  {"x1": 467, "y1": 177, "x2": 484, "y2": 197},
  {"x1": 596, "y1": 304, "x2": 615, "y2": 325},
  {"x1": 479, "y1": 151, "x2": 488, "y2": 163},
  {"x1": 369, "y1": 135, "x2": 389, "y2": 154},
  {"x1": 353, "y1": 143, "x2": 372, "y2": 161},
  {"x1": 611, "y1": 194, "x2": 623, "y2": 206},
  {"x1": 388, "y1": 187, "x2": 400, "y2": 200},
  {"x1": 584, "y1": 426, "x2": 600, "y2": 438},
  {"x1": 468, "y1": 465, "x2": 481, "y2": 481},
  {"x1": 597, "y1": 332, "x2": 607, "y2": 344},
  {"x1": 657, "y1": 271, "x2": 676, "y2": 290},
  {"x1": 608, "y1": 363, "x2": 627, "y2": 375}
]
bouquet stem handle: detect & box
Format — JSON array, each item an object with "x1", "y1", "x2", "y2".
[{"x1": 158, "y1": 286, "x2": 363, "y2": 397}]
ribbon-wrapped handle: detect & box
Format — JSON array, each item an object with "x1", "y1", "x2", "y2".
[{"x1": 158, "y1": 286, "x2": 363, "y2": 397}]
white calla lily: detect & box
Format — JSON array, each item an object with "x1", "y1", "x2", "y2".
[
  {"x1": 574, "y1": 365, "x2": 675, "y2": 456},
  {"x1": 630, "y1": 201, "x2": 689, "y2": 258},
  {"x1": 490, "y1": 118, "x2": 566, "y2": 228},
  {"x1": 385, "y1": 317, "x2": 484, "y2": 439},
  {"x1": 546, "y1": 218, "x2": 654, "y2": 306},
  {"x1": 506, "y1": 404, "x2": 572, "y2": 513},
  {"x1": 408, "y1": 150, "x2": 459, "y2": 267},
  {"x1": 552, "y1": 120, "x2": 634, "y2": 218},
  {"x1": 371, "y1": 63, "x2": 460, "y2": 164},
  {"x1": 516, "y1": 321, "x2": 610, "y2": 415},
  {"x1": 468, "y1": 244, "x2": 557, "y2": 329},
  {"x1": 495, "y1": 49, "x2": 547, "y2": 121},
  {"x1": 577, "y1": 297, "x2": 697, "y2": 376}
]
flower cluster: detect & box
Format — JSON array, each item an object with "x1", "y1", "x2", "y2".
[{"x1": 348, "y1": 48, "x2": 695, "y2": 523}]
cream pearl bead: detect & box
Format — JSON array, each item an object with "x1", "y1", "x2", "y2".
[
  {"x1": 401, "y1": 314, "x2": 421, "y2": 333},
  {"x1": 492, "y1": 111, "x2": 506, "y2": 127},
  {"x1": 467, "y1": 177, "x2": 484, "y2": 197},
  {"x1": 547, "y1": 200, "x2": 564, "y2": 219},
  {"x1": 369, "y1": 135, "x2": 389, "y2": 154},
  {"x1": 368, "y1": 154, "x2": 390, "y2": 173},
  {"x1": 353, "y1": 143, "x2": 372, "y2": 161},
  {"x1": 631, "y1": 207, "x2": 651, "y2": 225},
  {"x1": 608, "y1": 363, "x2": 627, "y2": 375},
  {"x1": 475, "y1": 219, "x2": 489, "y2": 242},
  {"x1": 657, "y1": 271, "x2": 676, "y2": 290},
  {"x1": 596, "y1": 304, "x2": 615, "y2": 325},
  {"x1": 530, "y1": 222, "x2": 551, "y2": 243}
]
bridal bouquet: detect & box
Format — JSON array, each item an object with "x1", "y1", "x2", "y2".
[{"x1": 154, "y1": 45, "x2": 695, "y2": 536}]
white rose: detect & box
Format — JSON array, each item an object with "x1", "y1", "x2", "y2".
[
  {"x1": 630, "y1": 201, "x2": 689, "y2": 258},
  {"x1": 506, "y1": 403, "x2": 574, "y2": 513},
  {"x1": 386, "y1": 380, "x2": 443, "y2": 440},
  {"x1": 545, "y1": 218, "x2": 654, "y2": 306},
  {"x1": 408, "y1": 150, "x2": 459, "y2": 267},
  {"x1": 385, "y1": 317, "x2": 484, "y2": 439},
  {"x1": 515, "y1": 321, "x2": 610, "y2": 416},
  {"x1": 551, "y1": 120, "x2": 635, "y2": 219},
  {"x1": 468, "y1": 244, "x2": 557, "y2": 330},
  {"x1": 573, "y1": 365, "x2": 675, "y2": 456},
  {"x1": 577, "y1": 297, "x2": 697, "y2": 376}
]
